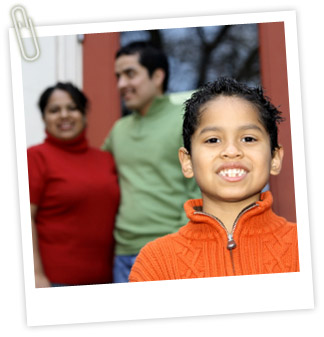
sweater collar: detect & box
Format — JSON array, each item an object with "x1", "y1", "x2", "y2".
[
  {"x1": 180, "y1": 191, "x2": 283, "y2": 239},
  {"x1": 44, "y1": 128, "x2": 88, "y2": 153}
]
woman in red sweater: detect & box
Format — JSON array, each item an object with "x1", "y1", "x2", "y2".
[{"x1": 28, "y1": 82, "x2": 120, "y2": 287}]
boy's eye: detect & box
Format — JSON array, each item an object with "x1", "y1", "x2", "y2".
[
  {"x1": 242, "y1": 136, "x2": 257, "y2": 143},
  {"x1": 206, "y1": 137, "x2": 220, "y2": 144}
]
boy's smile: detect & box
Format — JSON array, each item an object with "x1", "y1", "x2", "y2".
[
  {"x1": 179, "y1": 95, "x2": 283, "y2": 215},
  {"x1": 217, "y1": 162, "x2": 249, "y2": 182}
]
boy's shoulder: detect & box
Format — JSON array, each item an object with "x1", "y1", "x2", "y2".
[
  {"x1": 284, "y1": 220, "x2": 297, "y2": 228},
  {"x1": 129, "y1": 233, "x2": 177, "y2": 282},
  {"x1": 277, "y1": 219, "x2": 298, "y2": 237},
  {"x1": 130, "y1": 228, "x2": 197, "y2": 282},
  {"x1": 141, "y1": 232, "x2": 179, "y2": 254}
]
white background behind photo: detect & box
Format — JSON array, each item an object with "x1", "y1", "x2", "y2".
[{"x1": 1, "y1": 1, "x2": 321, "y2": 336}]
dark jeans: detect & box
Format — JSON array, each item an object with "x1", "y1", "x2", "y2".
[
  {"x1": 113, "y1": 254, "x2": 138, "y2": 283},
  {"x1": 51, "y1": 283, "x2": 68, "y2": 287}
]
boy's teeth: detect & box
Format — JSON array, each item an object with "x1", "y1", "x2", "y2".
[{"x1": 219, "y1": 169, "x2": 246, "y2": 177}]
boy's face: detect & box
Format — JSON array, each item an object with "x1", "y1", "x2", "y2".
[
  {"x1": 115, "y1": 53, "x2": 164, "y2": 116},
  {"x1": 179, "y1": 96, "x2": 283, "y2": 208}
]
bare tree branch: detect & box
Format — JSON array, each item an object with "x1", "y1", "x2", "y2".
[
  {"x1": 196, "y1": 25, "x2": 232, "y2": 86},
  {"x1": 236, "y1": 46, "x2": 259, "y2": 81},
  {"x1": 148, "y1": 30, "x2": 163, "y2": 48}
]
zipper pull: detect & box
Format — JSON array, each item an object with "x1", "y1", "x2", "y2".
[{"x1": 227, "y1": 233, "x2": 237, "y2": 250}]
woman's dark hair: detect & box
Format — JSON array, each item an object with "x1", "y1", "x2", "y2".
[
  {"x1": 38, "y1": 82, "x2": 88, "y2": 116},
  {"x1": 183, "y1": 77, "x2": 285, "y2": 156},
  {"x1": 116, "y1": 41, "x2": 169, "y2": 93}
]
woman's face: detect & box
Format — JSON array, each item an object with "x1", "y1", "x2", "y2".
[{"x1": 43, "y1": 89, "x2": 86, "y2": 140}]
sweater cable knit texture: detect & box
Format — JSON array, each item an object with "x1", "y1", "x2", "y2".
[{"x1": 129, "y1": 191, "x2": 299, "y2": 281}]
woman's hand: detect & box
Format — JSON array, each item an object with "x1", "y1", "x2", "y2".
[
  {"x1": 35, "y1": 273, "x2": 51, "y2": 288},
  {"x1": 31, "y1": 204, "x2": 51, "y2": 288}
]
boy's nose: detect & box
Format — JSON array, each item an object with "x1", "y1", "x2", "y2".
[{"x1": 220, "y1": 142, "x2": 243, "y2": 159}]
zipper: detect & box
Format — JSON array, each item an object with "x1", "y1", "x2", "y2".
[{"x1": 194, "y1": 203, "x2": 258, "y2": 274}]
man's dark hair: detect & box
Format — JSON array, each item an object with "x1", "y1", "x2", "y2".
[
  {"x1": 116, "y1": 41, "x2": 169, "y2": 93},
  {"x1": 183, "y1": 77, "x2": 284, "y2": 155},
  {"x1": 38, "y1": 82, "x2": 88, "y2": 116}
]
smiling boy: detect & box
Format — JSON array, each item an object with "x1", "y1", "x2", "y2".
[{"x1": 129, "y1": 77, "x2": 299, "y2": 281}]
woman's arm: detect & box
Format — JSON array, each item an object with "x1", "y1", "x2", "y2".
[{"x1": 31, "y1": 204, "x2": 51, "y2": 288}]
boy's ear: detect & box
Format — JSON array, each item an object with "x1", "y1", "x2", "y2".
[
  {"x1": 270, "y1": 145, "x2": 284, "y2": 176},
  {"x1": 178, "y1": 147, "x2": 194, "y2": 178}
]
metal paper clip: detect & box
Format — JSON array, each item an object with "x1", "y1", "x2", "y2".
[{"x1": 11, "y1": 5, "x2": 40, "y2": 61}]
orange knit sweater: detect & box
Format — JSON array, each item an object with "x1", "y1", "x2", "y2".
[{"x1": 129, "y1": 191, "x2": 299, "y2": 282}]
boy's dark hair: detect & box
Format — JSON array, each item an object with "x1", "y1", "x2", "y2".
[
  {"x1": 38, "y1": 82, "x2": 88, "y2": 116},
  {"x1": 183, "y1": 77, "x2": 284, "y2": 155},
  {"x1": 116, "y1": 41, "x2": 169, "y2": 93}
]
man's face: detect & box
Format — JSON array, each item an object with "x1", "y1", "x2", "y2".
[
  {"x1": 180, "y1": 96, "x2": 283, "y2": 212},
  {"x1": 115, "y1": 53, "x2": 162, "y2": 115}
]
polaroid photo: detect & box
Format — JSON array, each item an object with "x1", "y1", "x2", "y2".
[{"x1": 9, "y1": 10, "x2": 313, "y2": 327}]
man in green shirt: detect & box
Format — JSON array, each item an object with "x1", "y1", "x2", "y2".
[{"x1": 102, "y1": 41, "x2": 200, "y2": 282}]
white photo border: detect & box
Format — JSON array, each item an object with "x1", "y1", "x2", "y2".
[{"x1": 9, "y1": 10, "x2": 314, "y2": 327}]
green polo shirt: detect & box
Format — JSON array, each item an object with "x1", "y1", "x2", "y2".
[{"x1": 102, "y1": 94, "x2": 201, "y2": 255}]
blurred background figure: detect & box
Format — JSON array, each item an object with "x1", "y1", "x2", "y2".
[
  {"x1": 102, "y1": 42, "x2": 201, "y2": 283},
  {"x1": 27, "y1": 82, "x2": 120, "y2": 287}
]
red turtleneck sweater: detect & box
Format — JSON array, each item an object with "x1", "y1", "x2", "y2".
[
  {"x1": 27, "y1": 130, "x2": 120, "y2": 285},
  {"x1": 129, "y1": 192, "x2": 299, "y2": 282}
]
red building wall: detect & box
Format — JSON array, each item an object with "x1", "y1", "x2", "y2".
[
  {"x1": 83, "y1": 32, "x2": 121, "y2": 148},
  {"x1": 258, "y1": 22, "x2": 296, "y2": 222}
]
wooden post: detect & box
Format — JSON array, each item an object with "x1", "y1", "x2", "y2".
[
  {"x1": 82, "y1": 32, "x2": 121, "y2": 148},
  {"x1": 258, "y1": 22, "x2": 296, "y2": 222}
]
